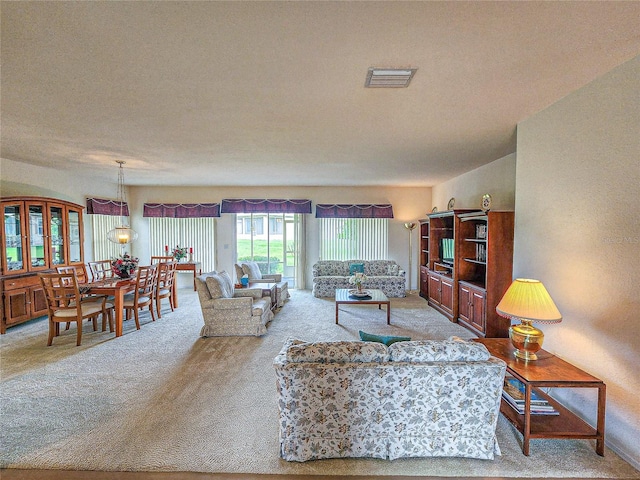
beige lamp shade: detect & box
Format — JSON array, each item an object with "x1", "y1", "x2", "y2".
[{"x1": 496, "y1": 278, "x2": 562, "y2": 324}]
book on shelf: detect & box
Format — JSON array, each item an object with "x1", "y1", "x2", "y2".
[{"x1": 502, "y1": 376, "x2": 559, "y2": 415}]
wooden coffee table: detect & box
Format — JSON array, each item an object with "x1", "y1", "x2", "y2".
[{"x1": 335, "y1": 288, "x2": 390, "y2": 325}]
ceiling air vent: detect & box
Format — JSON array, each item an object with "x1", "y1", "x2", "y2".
[{"x1": 365, "y1": 68, "x2": 417, "y2": 88}]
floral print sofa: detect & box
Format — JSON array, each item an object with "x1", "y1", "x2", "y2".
[
  {"x1": 312, "y1": 260, "x2": 406, "y2": 298},
  {"x1": 274, "y1": 337, "x2": 506, "y2": 461}
]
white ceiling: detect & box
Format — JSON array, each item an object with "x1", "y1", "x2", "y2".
[{"x1": 2, "y1": 1, "x2": 639, "y2": 187}]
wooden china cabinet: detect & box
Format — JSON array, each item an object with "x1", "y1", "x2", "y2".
[{"x1": 1, "y1": 196, "x2": 85, "y2": 333}]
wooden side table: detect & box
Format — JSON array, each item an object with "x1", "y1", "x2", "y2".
[{"x1": 475, "y1": 338, "x2": 606, "y2": 456}]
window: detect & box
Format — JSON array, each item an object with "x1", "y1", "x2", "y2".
[
  {"x1": 319, "y1": 218, "x2": 388, "y2": 260},
  {"x1": 91, "y1": 215, "x2": 126, "y2": 260},
  {"x1": 149, "y1": 217, "x2": 216, "y2": 272},
  {"x1": 237, "y1": 213, "x2": 302, "y2": 287}
]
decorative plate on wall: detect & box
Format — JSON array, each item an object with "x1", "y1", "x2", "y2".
[
  {"x1": 447, "y1": 197, "x2": 455, "y2": 210},
  {"x1": 481, "y1": 194, "x2": 492, "y2": 212}
]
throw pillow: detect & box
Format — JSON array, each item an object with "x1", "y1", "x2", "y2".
[
  {"x1": 359, "y1": 330, "x2": 411, "y2": 346},
  {"x1": 241, "y1": 261, "x2": 262, "y2": 280},
  {"x1": 387, "y1": 264, "x2": 400, "y2": 275},
  {"x1": 349, "y1": 263, "x2": 365, "y2": 274},
  {"x1": 204, "y1": 274, "x2": 225, "y2": 300}
]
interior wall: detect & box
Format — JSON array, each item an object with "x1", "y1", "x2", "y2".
[
  {"x1": 129, "y1": 186, "x2": 432, "y2": 290},
  {"x1": 515, "y1": 56, "x2": 640, "y2": 466},
  {"x1": 0, "y1": 157, "x2": 117, "y2": 263},
  {"x1": 431, "y1": 153, "x2": 516, "y2": 213}
]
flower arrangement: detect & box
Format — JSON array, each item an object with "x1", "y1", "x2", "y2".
[
  {"x1": 111, "y1": 253, "x2": 139, "y2": 279},
  {"x1": 172, "y1": 245, "x2": 189, "y2": 261},
  {"x1": 348, "y1": 272, "x2": 368, "y2": 291}
]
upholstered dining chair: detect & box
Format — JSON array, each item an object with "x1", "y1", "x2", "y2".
[
  {"x1": 39, "y1": 272, "x2": 109, "y2": 346},
  {"x1": 56, "y1": 265, "x2": 114, "y2": 333},
  {"x1": 123, "y1": 264, "x2": 158, "y2": 329},
  {"x1": 155, "y1": 260, "x2": 177, "y2": 318},
  {"x1": 88, "y1": 260, "x2": 115, "y2": 281}
]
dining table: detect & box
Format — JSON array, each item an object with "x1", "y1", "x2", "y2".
[{"x1": 80, "y1": 277, "x2": 137, "y2": 337}]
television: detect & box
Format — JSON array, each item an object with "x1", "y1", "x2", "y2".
[{"x1": 440, "y1": 238, "x2": 454, "y2": 264}]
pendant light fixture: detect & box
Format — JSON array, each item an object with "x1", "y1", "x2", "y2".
[{"x1": 106, "y1": 160, "x2": 138, "y2": 248}]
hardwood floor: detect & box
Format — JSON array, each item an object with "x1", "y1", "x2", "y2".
[{"x1": 0, "y1": 472, "x2": 593, "y2": 480}]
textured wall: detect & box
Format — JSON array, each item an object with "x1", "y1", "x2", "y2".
[
  {"x1": 515, "y1": 56, "x2": 640, "y2": 466},
  {"x1": 431, "y1": 153, "x2": 516, "y2": 213}
]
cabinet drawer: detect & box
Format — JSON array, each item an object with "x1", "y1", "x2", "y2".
[{"x1": 2, "y1": 275, "x2": 41, "y2": 291}]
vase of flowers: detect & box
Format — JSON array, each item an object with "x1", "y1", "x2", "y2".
[
  {"x1": 349, "y1": 272, "x2": 368, "y2": 292},
  {"x1": 172, "y1": 246, "x2": 189, "y2": 262},
  {"x1": 111, "y1": 253, "x2": 139, "y2": 279}
]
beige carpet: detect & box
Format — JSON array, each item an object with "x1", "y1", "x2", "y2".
[{"x1": 1, "y1": 289, "x2": 638, "y2": 478}]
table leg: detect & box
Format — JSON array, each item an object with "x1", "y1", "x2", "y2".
[
  {"x1": 335, "y1": 302, "x2": 339, "y2": 324},
  {"x1": 114, "y1": 289, "x2": 125, "y2": 337},
  {"x1": 192, "y1": 267, "x2": 197, "y2": 291},
  {"x1": 523, "y1": 383, "x2": 532, "y2": 455},
  {"x1": 596, "y1": 384, "x2": 606, "y2": 456},
  {"x1": 386, "y1": 302, "x2": 391, "y2": 325},
  {"x1": 172, "y1": 284, "x2": 178, "y2": 309}
]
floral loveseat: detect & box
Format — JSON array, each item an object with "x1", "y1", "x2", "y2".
[
  {"x1": 274, "y1": 337, "x2": 506, "y2": 462},
  {"x1": 312, "y1": 260, "x2": 406, "y2": 298}
]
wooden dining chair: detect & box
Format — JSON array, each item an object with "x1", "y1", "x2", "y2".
[
  {"x1": 56, "y1": 265, "x2": 114, "y2": 333},
  {"x1": 151, "y1": 255, "x2": 174, "y2": 264},
  {"x1": 88, "y1": 260, "x2": 115, "y2": 281},
  {"x1": 155, "y1": 260, "x2": 177, "y2": 318},
  {"x1": 39, "y1": 272, "x2": 109, "y2": 346},
  {"x1": 123, "y1": 264, "x2": 158, "y2": 329}
]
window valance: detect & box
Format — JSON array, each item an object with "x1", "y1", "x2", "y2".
[
  {"x1": 86, "y1": 198, "x2": 130, "y2": 216},
  {"x1": 315, "y1": 204, "x2": 394, "y2": 219},
  {"x1": 143, "y1": 203, "x2": 221, "y2": 218},
  {"x1": 221, "y1": 199, "x2": 312, "y2": 214}
]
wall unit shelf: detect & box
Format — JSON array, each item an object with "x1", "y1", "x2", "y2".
[{"x1": 456, "y1": 211, "x2": 514, "y2": 338}]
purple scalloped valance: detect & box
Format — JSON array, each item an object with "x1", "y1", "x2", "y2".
[
  {"x1": 86, "y1": 198, "x2": 130, "y2": 216},
  {"x1": 143, "y1": 203, "x2": 220, "y2": 218},
  {"x1": 315, "y1": 204, "x2": 394, "y2": 218},
  {"x1": 220, "y1": 199, "x2": 312, "y2": 214}
]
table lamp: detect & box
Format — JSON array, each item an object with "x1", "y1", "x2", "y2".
[{"x1": 496, "y1": 278, "x2": 562, "y2": 361}]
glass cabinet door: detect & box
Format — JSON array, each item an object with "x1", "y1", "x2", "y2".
[
  {"x1": 67, "y1": 208, "x2": 82, "y2": 263},
  {"x1": 27, "y1": 203, "x2": 47, "y2": 270},
  {"x1": 2, "y1": 202, "x2": 28, "y2": 274},
  {"x1": 48, "y1": 205, "x2": 66, "y2": 266}
]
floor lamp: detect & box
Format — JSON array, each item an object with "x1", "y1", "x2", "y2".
[{"x1": 404, "y1": 222, "x2": 417, "y2": 292}]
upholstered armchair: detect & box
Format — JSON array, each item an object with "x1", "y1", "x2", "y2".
[
  {"x1": 196, "y1": 271, "x2": 274, "y2": 337},
  {"x1": 234, "y1": 261, "x2": 290, "y2": 308}
]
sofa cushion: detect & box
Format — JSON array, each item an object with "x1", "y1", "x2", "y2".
[
  {"x1": 389, "y1": 339, "x2": 491, "y2": 362},
  {"x1": 359, "y1": 330, "x2": 411, "y2": 346},
  {"x1": 205, "y1": 275, "x2": 224, "y2": 299},
  {"x1": 349, "y1": 262, "x2": 364, "y2": 274},
  {"x1": 286, "y1": 340, "x2": 389, "y2": 364},
  {"x1": 205, "y1": 271, "x2": 234, "y2": 299},
  {"x1": 241, "y1": 261, "x2": 263, "y2": 280}
]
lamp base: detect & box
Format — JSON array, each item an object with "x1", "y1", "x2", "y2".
[{"x1": 509, "y1": 320, "x2": 544, "y2": 361}]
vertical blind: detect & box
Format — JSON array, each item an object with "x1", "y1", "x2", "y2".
[
  {"x1": 319, "y1": 218, "x2": 388, "y2": 260},
  {"x1": 149, "y1": 217, "x2": 216, "y2": 272},
  {"x1": 91, "y1": 215, "x2": 127, "y2": 260}
]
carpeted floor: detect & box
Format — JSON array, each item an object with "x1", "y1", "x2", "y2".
[{"x1": 1, "y1": 288, "x2": 638, "y2": 478}]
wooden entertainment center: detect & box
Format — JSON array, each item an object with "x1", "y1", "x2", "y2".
[{"x1": 419, "y1": 209, "x2": 514, "y2": 338}]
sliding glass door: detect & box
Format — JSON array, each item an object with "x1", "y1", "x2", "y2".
[{"x1": 236, "y1": 213, "x2": 301, "y2": 287}]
